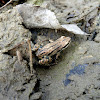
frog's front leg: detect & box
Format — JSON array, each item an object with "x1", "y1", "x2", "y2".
[
  {"x1": 32, "y1": 44, "x2": 44, "y2": 51},
  {"x1": 56, "y1": 52, "x2": 60, "y2": 59},
  {"x1": 39, "y1": 56, "x2": 52, "y2": 65},
  {"x1": 32, "y1": 44, "x2": 40, "y2": 51}
]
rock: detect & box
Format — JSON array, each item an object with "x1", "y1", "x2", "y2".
[
  {"x1": 0, "y1": 7, "x2": 31, "y2": 53},
  {"x1": 16, "y1": 4, "x2": 61, "y2": 29},
  {"x1": 76, "y1": 41, "x2": 100, "y2": 64},
  {"x1": 87, "y1": 13, "x2": 100, "y2": 41},
  {"x1": 30, "y1": 92, "x2": 42, "y2": 100},
  {"x1": 0, "y1": 0, "x2": 100, "y2": 100},
  {"x1": 0, "y1": 53, "x2": 40, "y2": 100},
  {"x1": 0, "y1": 7, "x2": 41, "y2": 100},
  {"x1": 46, "y1": 0, "x2": 99, "y2": 24},
  {"x1": 67, "y1": 64, "x2": 100, "y2": 100},
  {"x1": 78, "y1": 47, "x2": 87, "y2": 55},
  {"x1": 95, "y1": 33, "x2": 100, "y2": 42},
  {"x1": 36, "y1": 36, "x2": 100, "y2": 100}
]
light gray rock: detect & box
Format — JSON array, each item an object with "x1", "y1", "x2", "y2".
[
  {"x1": 95, "y1": 33, "x2": 100, "y2": 42},
  {"x1": 0, "y1": 7, "x2": 41, "y2": 100},
  {"x1": 0, "y1": 7, "x2": 31, "y2": 53},
  {"x1": 0, "y1": 53, "x2": 40, "y2": 100}
]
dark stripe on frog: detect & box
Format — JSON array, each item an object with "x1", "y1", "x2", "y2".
[
  {"x1": 38, "y1": 43, "x2": 58, "y2": 53},
  {"x1": 37, "y1": 42, "x2": 63, "y2": 56},
  {"x1": 37, "y1": 38, "x2": 67, "y2": 55},
  {"x1": 62, "y1": 40, "x2": 71, "y2": 50},
  {"x1": 48, "y1": 45, "x2": 62, "y2": 56},
  {"x1": 37, "y1": 44, "x2": 61, "y2": 57},
  {"x1": 48, "y1": 42, "x2": 70, "y2": 56}
]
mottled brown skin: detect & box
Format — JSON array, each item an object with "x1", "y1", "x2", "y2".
[{"x1": 33, "y1": 36, "x2": 71, "y2": 65}]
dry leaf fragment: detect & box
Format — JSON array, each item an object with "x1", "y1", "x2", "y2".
[
  {"x1": 61, "y1": 24, "x2": 90, "y2": 35},
  {"x1": 16, "y1": 4, "x2": 90, "y2": 35},
  {"x1": 16, "y1": 50, "x2": 23, "y2": 64},
  {"x1": 16, "y1": 4, "x2": 61, "y2": 29}
]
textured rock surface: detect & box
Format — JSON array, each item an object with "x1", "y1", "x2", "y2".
[
  {"x1": 34, "y1": 0, "x2": 100, "y2": 100},
  {"x1": 43, "y1": 0, "x2": 99, "y2": 24},
  {"x1": 0, "y1": 54, "x2": 42, "y2": 100},
  {"x1": 0, "y1": 7, "x2": 41, "y2": 100},
  {"x1": 16, "y1": 4, "x2": 61, "y2": 29},
  {"x1": 36, "y1": 37, "x2": 100, "y2": 100},
  {"x1": 0, "y1": 7, "x2": 31, "y2": 53},
  {"x1": 0, "y1": 0, "x2": 100, "y2": 100}
]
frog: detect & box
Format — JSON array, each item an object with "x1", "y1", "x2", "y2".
[{"x1": 32, "y1": 36, "x2": 71, "y2": 66}]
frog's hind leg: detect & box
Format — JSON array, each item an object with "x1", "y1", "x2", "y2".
[
  {"x1": 39, "y1": 56, "x2": 52, "y2": 65},
  {"x1": 51, "y1": 52, "x2": 60, "y2": 65}
]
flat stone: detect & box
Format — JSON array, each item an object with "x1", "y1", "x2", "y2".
[{"x1": 0, "y1": 7, "x2": 31, "y2": 53}]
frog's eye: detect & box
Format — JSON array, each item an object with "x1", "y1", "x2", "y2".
[
  {"x1": 38, "y1": 46, "x2": 43, "y2": 51},
  {"x1": 61, "y1": 36, "x2": 65, "y2": 38},
  {"x1": 33, "y1": 47, "x2": 38, "y2": 51},
  {"x1": 33, "y1": 44, "x2": 40, "y2": 51}
]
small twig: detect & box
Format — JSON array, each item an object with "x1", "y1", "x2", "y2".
[
  {"x1": 0, "y1": 0, "x2": 13, "y2": 10},
  {"x1": 27, "y1": 39, "x2": 33, "y2": 74},
  {"x1": 16, "y1": 50, "x2": 23, "y2": 64}
]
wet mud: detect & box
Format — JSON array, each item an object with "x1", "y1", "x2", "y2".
[{"x1": 0, "y1": 0, "x2": 100, "y2": 100}]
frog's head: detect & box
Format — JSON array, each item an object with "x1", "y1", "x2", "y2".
[{"x1": 60, "y1": 36, "x2": 71, "y2": 50}]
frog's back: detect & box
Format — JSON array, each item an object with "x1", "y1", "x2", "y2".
[
  {"x1": 36, "y1": 41, "x2": 59, "y2": 58},
  {"x1": 36, "y1": 36, "x2": 71, "y2": 58}
]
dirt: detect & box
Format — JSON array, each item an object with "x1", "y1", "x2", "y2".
[
  {"x1": 34, "y1": 0, "x2": 100, "y2": 100},
  {"x1": 0, "y1": 0, "x2": 100, "y2": 100}
]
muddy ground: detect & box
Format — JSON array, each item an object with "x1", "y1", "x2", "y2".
[{"x1": 0, "y1": 0, "x2": 100, "y2": 100}]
